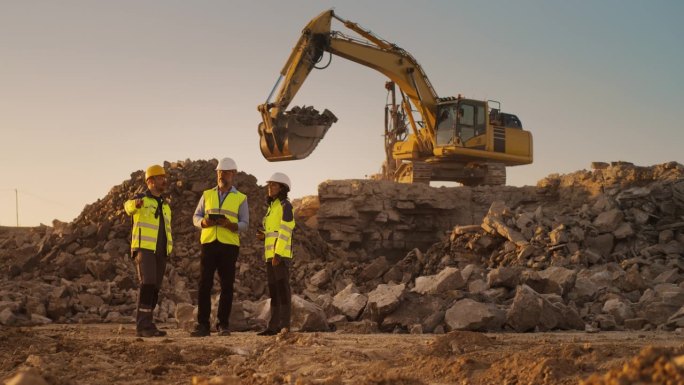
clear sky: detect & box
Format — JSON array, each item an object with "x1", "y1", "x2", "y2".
[{"x1": 1, "y1": 0, "x2": 683, "y2": 226}]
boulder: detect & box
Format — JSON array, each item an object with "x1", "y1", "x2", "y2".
[
  {"x1": 412, "y1": 267, "x2": 465, "y2": 295},
  {"x1": 444, "y1": 299, "x2": 505, "y2": 331},
  {"x1": 332, "y1": 284, "x2": 367, "y2": 320},
  {"x1": 291, "y1": 295, "x2": 328, "y2": 332},
  {"x1": 381, "y1": 293, "x2": 444, "y2": 332},
  {"x1": 366, "y1": 283, "x2": 406, "y2": 319}
]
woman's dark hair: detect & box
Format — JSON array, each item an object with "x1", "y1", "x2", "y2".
[{"x1": 267, "y1": 183, "x2": 290, "y2": 203}]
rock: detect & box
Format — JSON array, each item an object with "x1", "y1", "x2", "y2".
[
  {"x1": 332, "y1": 284, "x2": 367, "y2": 320},
  {"x1": 291, "y1": 295, "x2": 328, "y2": 332},
  {"x1": 0, "y1": 307, "x2": 18, "y2": 325},
  {"x1": 506, "y1": 285, "x2": 565, "y2": 332},
  {"x1": 104, "y1": 238, "x2": 130, "y2": 259},
  {"x1": 412, "y1": 267, "x2": 465, "y2": 295},
  {"x1": 665, "y1": 306, "x2": 684, "y2": 328},
  {"x1": 593, "y1": 209, "x2": 624, "y2": 233},
  {"x1": 624, "y1": 317, "x2": 648, "y2": 330},
  {"x1": 309, "y1": 269, "x2": 331, "y2": 288},
  {"x1": 487, "y1": 266, "x2": 523, "y2": 289},
  {"x1": 29, "y1": 314, "x2": 52, "y2": 325},
  {"x1": 175, "y1": 302, "x2": 195, "y2": 331},
  {"x1": 381, "y1": 293, "x2": 444, "y2": 332},
  {"x1": 444, "y1": 299, "x2": 505, "y2": 331},
  {"x1": 468, "y1": 279, "x2": 488, "y2": 294},
  {"x1": 5, "y1": 368, "x2": 49, "y2": 385},
  {"x1": 536, "y1": 266, "x2": 577, "y2": 296},
  {"x1": 366, "y1": 283, "x2": 405, "y2": 319},
  {"x1": 613, "y1": 222, "x2": 634, "y2": 239},
  {"x1": 596, "y1": 314, "x2": 617, "y2": 330},
  {"x1": 360, "y1": 256, "x2": 390, "y2": 280},
  {"x1": 85, "y1": 259, "x2": 117, "y2": 281},
  {"x1": 585, "y1": 234, "x2": 615, "y2": 259},
  {"x1": 602, "y1": 298, "x2": 634, "y2": 324},
  {"x1": 78, "y1": 293, "x2": 105, "y2": 309}
]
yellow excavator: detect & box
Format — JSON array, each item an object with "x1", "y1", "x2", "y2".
[{"x1": 257, "y1": 10, "x2": 532, "y2": 185}]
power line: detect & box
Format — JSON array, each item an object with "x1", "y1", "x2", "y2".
[
  {"x1": 0, "y1": 188, "x2": 74, "y2": 227},
  {"x1": 16, "y1": 189, "x2": 72, "y2": 208}
]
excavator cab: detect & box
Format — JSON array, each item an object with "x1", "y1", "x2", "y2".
[{"x1": 258, "y1": 106, "x2": 337, "y2": 161}]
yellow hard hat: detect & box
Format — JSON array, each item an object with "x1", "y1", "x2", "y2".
[{"x1": 145, "y1": 164, "x2": 165, "y2": 180}]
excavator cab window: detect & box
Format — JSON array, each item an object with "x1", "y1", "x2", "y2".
[
  {"x1": 436, "y1": 102, "x2": 486, "y2": 146},
  {"x1": 459, "y1": 103, "x2": 486, "y2": 141},
  {"x1": 436, "y1": 105, "x2": 457, "y2": 145}
]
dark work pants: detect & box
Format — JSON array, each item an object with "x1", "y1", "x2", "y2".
[
  {"x1": 266, "y1": 258, "x2": 292, "y2": 331},
  {"x1": 197, "y1": 241, "x2": 239, "y2": 329},
  {"x1": 134, "y1": 249, "x2": 167, "y2": 331}
]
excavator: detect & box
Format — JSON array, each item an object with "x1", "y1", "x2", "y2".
[{"x1": 257, "y1": 10, "x2": 532, "y2": 185}]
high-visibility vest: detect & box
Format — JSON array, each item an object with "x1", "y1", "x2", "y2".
[
  {"x1": 263, "y1": 198, "x2": 295, "y2": 260},
  {"x1": 200, "y1": 187, "x2": 246, "y2": 246},
  {"x1": 124, "y1": 195, "x2": 172, "y2": 255}
]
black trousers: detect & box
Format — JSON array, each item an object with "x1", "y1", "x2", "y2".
[
  {"x1": 197, "y1": 241, "x2": 239, "y2": 328},
  {"x1": 134, "y1": 249, "x2": 166, "y2": 331},
  {"x1": 266, "y1": 258, "x2": 292, "y2": 331}
]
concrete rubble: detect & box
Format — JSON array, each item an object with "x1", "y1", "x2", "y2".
[{"x1": 1, "y1": 160, "x2": 683, "y2": 334}]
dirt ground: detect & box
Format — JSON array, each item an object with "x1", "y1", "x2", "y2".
[{"x1": 2, "y1": 325, "x2": 683, "y2": 385}]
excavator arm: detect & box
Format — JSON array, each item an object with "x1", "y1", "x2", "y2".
[{"x1": 258, "y1": 9, "x2": 439, "y2": 161}]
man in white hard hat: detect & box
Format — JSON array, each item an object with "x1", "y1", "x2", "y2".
[
  {"x1": 190, "y1": 157, "x2": 249, "y2": 337},
  {"x1": 124, "y1": 164, "x2": 172, "y2": 337},
  {"x1": 256, "y1": 172, "x2": 295, "y2": 336}
]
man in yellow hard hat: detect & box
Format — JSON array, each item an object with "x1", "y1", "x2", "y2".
[
  {"x1": 190, "y1": 157, "x2": 249, "y2": 337},
  {"x1": 124, "y1": 164, "x2": 173, "y2": 337}
]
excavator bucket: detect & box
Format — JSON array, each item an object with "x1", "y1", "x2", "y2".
[{"x1": 259, "y1": 106, "x2": 337, "y2": 161}]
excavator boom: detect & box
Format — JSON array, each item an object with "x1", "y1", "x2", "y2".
[
  {"x1": 257, "y1": 9, "x2": 437, "y2": 161},
  {"x1": 257, "y1": 10, "x2": 533, "y2": 185}
]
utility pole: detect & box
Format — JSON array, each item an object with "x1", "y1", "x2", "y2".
[{"x1": 15, "y1": 188, "x2": 19, "y2": 227}]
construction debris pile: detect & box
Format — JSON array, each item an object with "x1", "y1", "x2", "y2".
[
  {"x1": 0, "y1": 159, "x2": 341, "y2": 331},
  {"x1": 1, "y1": 160, "x2": 684, "y2": 335}
]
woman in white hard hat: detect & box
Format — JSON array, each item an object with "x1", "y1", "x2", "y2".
[{"x1": 256, "y1": 172, "x2": 295, "y2": 336}]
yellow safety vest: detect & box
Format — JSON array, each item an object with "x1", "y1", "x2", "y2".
[
  {"x1": 200, "y1": 187, "x2": 246, "y2": 246},
  {"x1": 263, "y1": 198, "x2": 295, "y2": 260},
  {"x1": 124, "y1": 196, "x2": 173, "y2": 255}
]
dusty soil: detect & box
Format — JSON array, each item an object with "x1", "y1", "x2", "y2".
[{"x1": 2, "y1": 325, "x2": 683, "y2": 385}]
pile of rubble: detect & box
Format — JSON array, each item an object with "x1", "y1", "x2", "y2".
[
  {"x1": 1, "y1": 160, "x2": 684, "y2": 335},
  {"x1": 0, "y1": 159, "x2": 340, "y2": 330},
  {"x1": 297, "y1": 161, "x2": 684, "y2": 333}
]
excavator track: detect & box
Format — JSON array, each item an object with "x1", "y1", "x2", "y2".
[{"x1": 459, "y1": 162, "x2": 506, "y2": 186}]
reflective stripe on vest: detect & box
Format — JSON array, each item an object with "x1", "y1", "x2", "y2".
[
  {"x1": 125, "y1": 196, "x2": 173, "y2": 255},
  {"x1": 200, "y1": 188, "x2": 246, "y2": 246},
  {"x1": 263, "y1": 198, "x2": 295, "y2": 260}
]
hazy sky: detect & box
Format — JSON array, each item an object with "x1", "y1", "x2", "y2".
[{"x1": 1, "y1": 0, "x2": 683, "y2": 226}]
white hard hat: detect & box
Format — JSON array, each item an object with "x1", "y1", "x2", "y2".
[
  {"x1": 216, "y1": 157, "x2": 237, "y2": 171},
  {"x1": 267, "y1": 172, "x2": 291, "y2": 189}
]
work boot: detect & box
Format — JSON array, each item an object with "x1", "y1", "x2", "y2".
[
  {"x1": 218, "y1": 324, "x2": 231, "y2": 336},
  {"x1": 256, "y1": 329, "x2": 278, "y2": 336},
  {"x1": 190, "y1": 323, "x2": 210, "y2": 337},
  {"x1": 137, "y1": 328, "x2": 166, "y2": 337}
]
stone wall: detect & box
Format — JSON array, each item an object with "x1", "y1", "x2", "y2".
[{"x1": 315, "y1": 180, "x2": 538, "y2": 259}]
